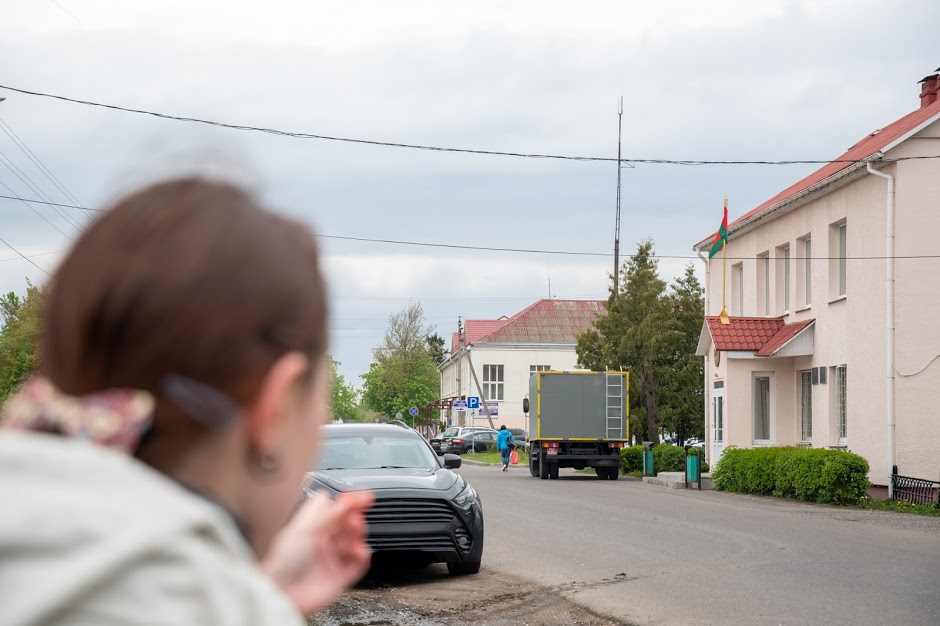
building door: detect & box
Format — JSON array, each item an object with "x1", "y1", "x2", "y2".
[
  {"x1": 712, "y1": 381, "x2": 724, "y2": 463},
  {"x1": 800, "y1": 370, "x2": 812, "y2": 443}
]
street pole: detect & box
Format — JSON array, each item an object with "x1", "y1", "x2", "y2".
[
  {"x1": 456, "y1": 317, "x2": 463, "y2": 427},
  {"x1": 613, "y1": 97, "x2": 623, "y2": 295}
]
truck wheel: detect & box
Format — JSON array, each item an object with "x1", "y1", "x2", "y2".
[
  {"x1": 549, "y1": 463, "x2": 559, "y2": 480},
  {"x1": 539, "y1": 455, "x2": 549, "y2": 480},
  {"x1": 607, "y1": 466, "x2": 619, "y2": 480},
  {"x1": 594, "y1": 467, "x2": 607, "y2": 480},
  {"x1": 529, "y1": 453, "x2": 539, "y2": 477}
]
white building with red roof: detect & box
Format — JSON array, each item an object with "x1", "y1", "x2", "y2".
[
  {"x1": 439, "y1": 299, "x2": 605, "y2": 431},
  {"x1": 693, "y1": 69, "x2": 940, "y2": 490}
]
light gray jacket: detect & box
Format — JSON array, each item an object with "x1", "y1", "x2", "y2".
[{"x1": 0, "y1": 431, "x2": 304, "y2": 625}]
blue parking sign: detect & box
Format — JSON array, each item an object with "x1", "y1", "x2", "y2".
[
  {"x1": 467, "y1": 396, "x2": 480, "y2": 410},
  {"x1": 409, "y1": 406, "x2": 419, "y2": 417}
]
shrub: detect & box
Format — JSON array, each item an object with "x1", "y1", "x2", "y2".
[
  {"x1": 621, "y1": 445, "x2": 644, "y2": 473},
  {"x1": 653, "y1": 444, "x2": 686, "y2": 473},
  {"x1": 713, "y1": 446, "x2": 870, "y2": 505}
]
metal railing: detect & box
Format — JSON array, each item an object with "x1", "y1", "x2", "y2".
[{"x1": 891, "y1": 473, "x2": 940, "y2": 506}]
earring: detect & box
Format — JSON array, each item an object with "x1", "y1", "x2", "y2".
[{"x1": 249, "y1": 450, "x2": 282, "y2": 477}]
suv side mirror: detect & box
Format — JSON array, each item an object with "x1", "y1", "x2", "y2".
[
  {"x1": 443, "y1": 453, "x2": 462, "y2": 469},
  {"x1": 523, "y1": 397, "x2": 530, "y2": 414}
]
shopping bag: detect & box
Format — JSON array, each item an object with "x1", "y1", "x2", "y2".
[{"x1": 510, "y1": 449, "x2": 519, "y2": 465}]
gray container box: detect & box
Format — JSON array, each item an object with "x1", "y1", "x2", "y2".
[{"x1": 527, "y1": 371, "x2": 628, "y2": 441}]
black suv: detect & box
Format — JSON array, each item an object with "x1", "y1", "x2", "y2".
[{"x1": 306, "y1": 423, "x2": 484, "y2": 575}]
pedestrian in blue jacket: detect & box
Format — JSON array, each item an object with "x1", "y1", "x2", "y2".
[{"x1": 496, "y1": 425, "x2": 515, "y2": 471}]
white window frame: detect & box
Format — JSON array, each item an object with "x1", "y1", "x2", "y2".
[
  {"x1": 803, "y1": 238, "x2": 812, "y2": 307},
  {"x1": 713, "y1": 380, "x2": 724, "y2": 443},
  {"x1": 483, "y1": 364, "x2": 504, "y2": 401},
  {"x1": 837, "y1": 224, "x2": 847, "y2": 297},
  {"x1": 800, "y1": 370, "x2": 812, "y2": 442},
  {"x1": 759, "y1": 253, "x2": 770, "y2": 316},
  {"x1": 752, "y1": 372, "x2": 774, "y2": 445},
  {"x1": 732, "y1": 263, "x2": 744, "y2": 315},
  {"x1": 783, "y1": 246, "x2": 790, "y2": 313},
  {"x1": 835, "y1": 365, "x2": 847, "y2": 444},
  {"x1": 530, "y1": 365, "x2": 551, "y2": 374}
]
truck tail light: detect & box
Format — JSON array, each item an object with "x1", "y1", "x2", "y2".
[
  {"x1": 608, "y1": 442, "x2": 625, "y2": 448},
  {"x1": 542, "y1": 442, "x2": 559, "y2": 449}
]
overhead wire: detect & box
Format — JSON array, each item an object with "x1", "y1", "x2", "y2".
[
  {"x1": 0, "y1": 182, "x2": 76, "y2": 242},
  {"x1": 0, "y1": 152, "x2": 83, "y2": 232},
  {"x1": 2, "y1": 192, "x2": 939, "y2": 262},
  {"x1": 0, "y1": 235, "x2": 51, "y2": 276},
  {"x1": 1, "y1": 84, "x2": 938, "y2": 166},
  {"x1": 0, "y1": 116, "x2": 87, "y2": 212}
]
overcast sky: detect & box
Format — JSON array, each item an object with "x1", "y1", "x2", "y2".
[{"x1": 1, "y1": 0, "x2": 937, "y2": 382}]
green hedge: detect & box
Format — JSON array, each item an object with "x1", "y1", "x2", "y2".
[
  {"x1": 621, "y1": 444, "x2": 710, "y2": 474},
  {"x1": 712, "y1": 446, "x2": 870, "y2": 505},
  {"x1": 621, "y1": 445, "x2": 644, "y2": 472}
]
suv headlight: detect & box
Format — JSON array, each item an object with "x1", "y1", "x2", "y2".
[{"x1": 452, "y1": 483, "x2": 478, "y2": 509}]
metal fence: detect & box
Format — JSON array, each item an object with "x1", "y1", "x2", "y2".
[{"x1": 891, "y1": 473, "x2": 940, "y2": 506}]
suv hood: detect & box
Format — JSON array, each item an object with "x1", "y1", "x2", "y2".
[{"x1": 311, "y1": 467, "x2": 460, "y2": 492}]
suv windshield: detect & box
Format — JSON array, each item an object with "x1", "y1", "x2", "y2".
[{"x1": 318, "y1": 433, "x2": 440, "y2": 470}]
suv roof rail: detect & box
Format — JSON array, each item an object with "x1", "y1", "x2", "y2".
[{"x1": 387, "y1": 419, "x2": 412, "y2": 429}]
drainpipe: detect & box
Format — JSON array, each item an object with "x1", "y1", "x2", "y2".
[
  {"x1": 697, "y1": 250, "x2": 710, "y2": 465},
  {"x1": 867, "y1": 163, "x2": 895, "y2": 497}
]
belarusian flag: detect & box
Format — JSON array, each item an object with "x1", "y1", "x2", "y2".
[{"x1": 708, "y1": 202, "x2": 729, "y2": 258}]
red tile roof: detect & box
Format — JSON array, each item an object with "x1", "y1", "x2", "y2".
[
  {"x1": 706, "y1": 316, "x2": 784, "y2": 351},
  {"x1": 696, "y1": 98, "x2": 940, "y2": 246},
  {"x1": 476, "y1": 299, "x2": 606, "y2": 345},
  {"x1": 756, "y1": 319, "x2": 815, "y2": 357},
  {"x1": 705, "y1": 316, "x2": 815, "y2": 356}
]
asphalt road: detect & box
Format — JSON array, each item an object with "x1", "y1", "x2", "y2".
[{"x1": 459, "y1": 463, "x2": 940, "y2": 625}]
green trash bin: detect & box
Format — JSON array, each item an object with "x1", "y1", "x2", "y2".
[
  {"x1": 686, "y1": 453, "x2": 701, "y2": 489},
  {"x1": 642, "y1": 449, "x2": 654, "y2": 476}
]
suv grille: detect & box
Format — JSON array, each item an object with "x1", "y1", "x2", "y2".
[{"x1": 366, "y1": 498, "x2": 455, "y2": 524}]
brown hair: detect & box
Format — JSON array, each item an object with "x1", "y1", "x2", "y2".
[{"x1": 41, "y1": 177, "x2": 327, "y2": 469}]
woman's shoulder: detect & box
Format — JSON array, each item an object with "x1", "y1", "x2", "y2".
[{"x1": 0, "y1": 432, "x2": 304, "y2": 626}]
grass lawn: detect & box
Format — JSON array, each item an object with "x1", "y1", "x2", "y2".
[
  {"x1": 856, "y1": 497, "x2": 940, "y2": 517},
  {"x1": 460, "y1": 449, "x2": 530, "y2": 466}
]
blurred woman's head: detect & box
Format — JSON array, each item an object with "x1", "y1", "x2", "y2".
[{"x1": 41, "y1": 177, "x2": 328, "y2": 555}]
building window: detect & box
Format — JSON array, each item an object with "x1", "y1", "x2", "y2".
[
  {"x1": 830, "y1": 220, "x2": 847, "y2": 300},
  {"x1": 756, "y1": 252, "x2": 770, "y2": 316},
  {"x1": 802, "y1": 238, "x2": 812, "y2": 307},
  {"x1": 835, "y1": 365, "x2": 847, "y2": 443},
  {"x1": 731, "y1": 263, "x2": 744, "y2": 315},
  {"x1": 713, "y1": 381, "x2": 724, "y2": 443},
  {"x1": 800, "y1": 370, "x2": 812, "y2": 442},
  {"x1": 753, "y1": 374, "x2": 772, "y2": 443},
  {"x1": 483, "y1": 364, "x2": 504, "y2": 401},
  {"x1": 530, "y1": 365, "x2": 551, "y2": 374},
  {"x1": 776, "y1": 244, "x2": 790, "y2": 314},
  {"x1": 837, "y1": 224, "x2": 847, "y2": 297}
]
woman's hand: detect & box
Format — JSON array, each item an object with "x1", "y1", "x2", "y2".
[{"x1": 260, "y1": 490, "x2": 374, "y2": 616}]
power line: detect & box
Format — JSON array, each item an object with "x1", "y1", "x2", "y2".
[
  {"x1": 0, "y1": 249, "x2": 66, "y2": 262},
  {"x1": 2, "y1": 83, "x2": 938, "y2": 166},
  {"x1": 2, "y1": 194, "x2": 939, "y2": 262},
  {"x1": 0, "y1": 116, "x2": 87, "y2": 212},
  {"x1": 0, "y1": 235, "x2": 51, "y2": 276},
  {"x1": 0, "y1": 182, "x2": 76, "y2": 241},
  {"x1": 0, "y1": 149, "x2": 83, "y2": 230}
]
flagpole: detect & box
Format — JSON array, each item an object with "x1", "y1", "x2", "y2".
[{"x1": 719, "y1": 197, "x2": 730, "y2": 325}]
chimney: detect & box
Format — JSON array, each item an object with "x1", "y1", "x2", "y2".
[{"x1": 919, "y1": 71, "x2": 940, "y2": 108}]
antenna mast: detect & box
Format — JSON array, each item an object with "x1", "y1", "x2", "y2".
[{"x1": 613, "y1": 97, "x2": 623, "y2": 295}]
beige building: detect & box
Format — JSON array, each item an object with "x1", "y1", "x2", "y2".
[
  {"x1": 439, "y1": 299, "x2": 604, "y2": 431},
  {"x1": 694, "y1": 71, "x2": 940, "y2": 489}
]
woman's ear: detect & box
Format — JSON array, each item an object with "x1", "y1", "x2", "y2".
[{"x1": 246, "y1": 352, "x2": 311, "y2": 455}]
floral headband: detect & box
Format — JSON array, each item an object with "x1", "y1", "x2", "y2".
[{"x1": 1, "y1": 375, "x2": 241, "y2": 453}]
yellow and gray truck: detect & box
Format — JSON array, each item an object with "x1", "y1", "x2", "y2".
[{"x1": 523, "y1": 371, "x2": 629, "y2": 480}]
